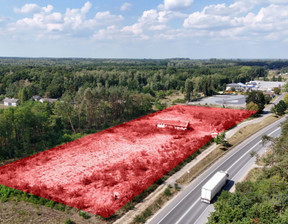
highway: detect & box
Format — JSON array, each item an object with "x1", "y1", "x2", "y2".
[{"x1": 148, "y1": 115, "x2": 286, "y2": 224}]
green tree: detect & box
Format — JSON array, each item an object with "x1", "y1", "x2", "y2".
[
  {"x1": 271, "y1": 100, "x2": 287, "y2": 116},
  {"x1": 18, "y1": 87, "x2": 30, "y2": 104},
  {"x1": 264, "y1": 94, "x2": 272, "y2": 104},
  {"x1": 214, "y1": 132, "x2": 226, "y2": 145},
  {"x1": 53, "y1": 94, "x2": 76, "y2": 134},
  {"x1": 246, "y1": 102, "x2": 259, "y2": 112},
  {"x1": 184, "y1": 79, "x2": 193, "y2": 101},
  {"x1": 246, "y1": 91, "x2": 265, "y2": 113},
  {"x1": 273, "y1": 87, "x2": 281, "y2": 95},
  {"x1": 284, "y1": 92, "x2": 288, "y2": 105}
]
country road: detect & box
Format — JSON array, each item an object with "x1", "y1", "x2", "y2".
[{"x1": 148, "y1": 114, "x2": 286, "y2": 224}]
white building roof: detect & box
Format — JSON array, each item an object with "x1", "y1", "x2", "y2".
[{"x1": 3, "y1": 98, "x2": 19, "y2": 103}]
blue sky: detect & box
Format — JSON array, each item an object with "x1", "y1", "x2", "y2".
[{"x1": 0, "y1": 0, "x2": 288, "y2": 59}]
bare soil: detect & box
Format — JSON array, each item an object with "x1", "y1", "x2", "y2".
[{"x1": 0, "y1": 201, "x2": 106, "y2": 224}]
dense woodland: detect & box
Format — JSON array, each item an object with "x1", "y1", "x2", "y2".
[{"x1": 0, "y1": 58, "x2": 286, "y2": 161}]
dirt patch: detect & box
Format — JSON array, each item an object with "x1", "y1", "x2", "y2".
[
  {"x1": 0, "y1": 201, "x2": 106, "y2": 224},
  {"x1": 0, "y1": 104, "x2": 9, "y2": 110},
  {"x1": 159, "y1": 91, "x2": 185, "y2": 106}
]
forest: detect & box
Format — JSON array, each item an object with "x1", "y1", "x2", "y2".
[{"x1": 0, "y1": 58, "x2": 283, "y2": 161}]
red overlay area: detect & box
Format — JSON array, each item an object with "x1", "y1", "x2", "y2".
[{"x1": 0, "y1": 105, "x2": 255, "y2": 217}]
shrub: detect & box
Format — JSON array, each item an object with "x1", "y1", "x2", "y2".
[
  {"x1": 79, "y1": 211, "x2": 91, "y2": 219},
  {"x1": 164, "y1": 188, "x2": 171, "y2": 196},
  {"x1": 65, "y1": 218, "x2": 75, "y2": 224}
]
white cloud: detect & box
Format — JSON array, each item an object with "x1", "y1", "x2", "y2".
[
  {"x1": 267, "y1": 0, "x2": 288, "y2": 4},
  {"x1": 6, "y1": 0, "x2": 288, "y2": 45},
  {"x1": 14, "y1": 4, "x2": 41, "y2": 14},
  {"x1": 203, "y1": 2, "x2": 254, "y2": 17},
  {"x1": 182, "y1": 1, "x2": 288, "y2": 42},
  {"x1": 183, "y1": 11, "x2": 232, "y2": 29},
  {"x1": 8, "y1": 2, "x2": 123, "y2": 38},
  {"x1": 122, "y1": 8, "x2": 186, "y2": 38},
  {"x1": 95, "y1": 11, "x2": 123, "y2": 21},
  {"x1": 81, "y1": 2, "x2": 92, "y2": 14},
  {"x1": 120, "y1": 2, "x2": 132, "y2": 11},
  {"x1": 159, "y1": 0, "x2": 194, "y2": 11},
  {"x1": 239, "y1": 4, "x2": 288, "y2": 33},
  {"x1": 122, "y1": 9, "x2": 168, "y2": 36}
]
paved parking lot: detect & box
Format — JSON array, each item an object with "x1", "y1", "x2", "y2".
[
  {"x1": 256, "y1": 81, "x2": 285, "y2": 91},
  {"x1": 189, "y1": 95, "x2": 247, "y2": 108}
]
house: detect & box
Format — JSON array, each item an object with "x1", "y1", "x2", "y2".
[
  {"x1": 226, "y1": 83, "x2": 244, "y2": 91},
  {"x1": 32, "y1": 95, "x2": 42, "y2": 101},
  {"x1": 39, "y1": 98, "x2": 58, "y2": 103},
  {"x1": 226, "y1": 82, "x2": 256, "y2": 92},
  {"x1": 3, "y1": 98, "x2": 19, "y2": 107},
  {"x1": 157, "y1": 120, "x2": 190, "y2": 130}
]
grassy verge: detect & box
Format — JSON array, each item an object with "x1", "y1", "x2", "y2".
[{"x1": 131, "y1": 185, "x2": 180, "y2": 224}]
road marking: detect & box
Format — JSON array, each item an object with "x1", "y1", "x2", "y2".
[
  {"x1": 227, "y1": 127, "x2": 281, "y2": 172},
  {"x1": 174, "y1": 198, "x2": 200, "y2": 224},
  {"x1": 194, "y1": 204, "x2": 212, "y2": 224},
  {"x1": 155, "y1": 119, "x2": 284, "y2": 224},
  {"x1": 231, "y1": 127, "x2": 281, "y2": 189}
]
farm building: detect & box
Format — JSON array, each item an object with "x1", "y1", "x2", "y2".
[
  {"x1": 3, "y1": 98, "x2": 19, "y2": 107},
  {"x1": 157, "y1": 120, "x2": 190, "y2": 130}
]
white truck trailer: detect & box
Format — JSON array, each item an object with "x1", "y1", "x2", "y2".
[{"x1": 201, "y1": 171, "x2": 229, "y2": 203}]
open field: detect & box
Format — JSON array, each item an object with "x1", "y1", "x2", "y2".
[{"x1": 0, "y1": 105, "x2": 255, "y2": 218}]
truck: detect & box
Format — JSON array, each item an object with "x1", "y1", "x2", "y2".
[{"x1": 201, "y1": 170, "x2": 229, "y2": 203}]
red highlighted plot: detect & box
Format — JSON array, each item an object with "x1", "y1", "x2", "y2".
[{"x1": 0, "y1": 105, "x2": 255, "y2": 218}]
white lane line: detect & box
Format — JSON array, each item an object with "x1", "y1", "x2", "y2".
[
  {"x1": 156, "y1": 120, "x2": 283, "y2": 224},
  {"x1": 175, "y1": 198, "x2": 200, "y2": 224},
  {"x1": 227, "y1": 127, "x2": 280, "y2": 172},
  {"x1": 230, "y1": 127, "x2": 281, "y2": 189},
  {"x1": 194, "y1": 205, "x2": 212, "y2": 224}
]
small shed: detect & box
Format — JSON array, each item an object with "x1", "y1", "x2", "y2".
[
  {"x1": 157, "y1": 120, "x2": 190, "y2": 130},
  {"x1": 32, "y1": 95, "x2": 42, "y2": 101},
  {"x1": 3, "y1": 98, "x2": 19, "y2": 107}
]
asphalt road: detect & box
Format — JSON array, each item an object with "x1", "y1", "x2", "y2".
[{"x1": 148, "y1": 115, "x2": 286, "y2": 224}]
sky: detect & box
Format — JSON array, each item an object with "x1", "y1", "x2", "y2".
[{"x1": 0, "y1": 0, "x2": 288, "y2": 59}]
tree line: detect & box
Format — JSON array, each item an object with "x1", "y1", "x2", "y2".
[
  {"x1": 0, "y1": 86, "x2": 153, "y2": 161},
  {"x1": 0, "y1": 58, "x2": 269, "y2": 102}
]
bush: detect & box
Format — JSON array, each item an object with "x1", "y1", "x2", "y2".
[
  {"x1": 79, "y1": 211, "x2": 91, "y2": 219},
  {"x1": 164, "y1": 188, "x2": 171, "y2": 196},
  {"x1": 172, "y1": 98, "x2": 186, "y2": 104},
  {"x1": 65, "y1": 218, "x2": 75, "y2": 224}
]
